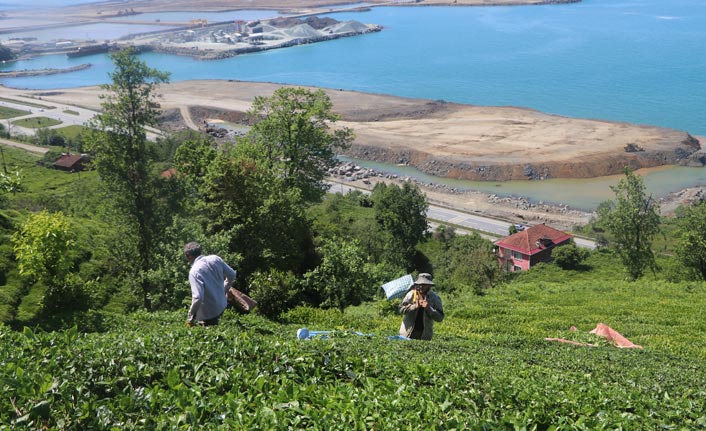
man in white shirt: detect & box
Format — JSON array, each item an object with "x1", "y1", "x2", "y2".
[{"x1": 184, "y1": 242, "x2": 237, "y2": 326}]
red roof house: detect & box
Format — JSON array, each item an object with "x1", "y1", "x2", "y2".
[
  {"x1": 53, "y1": 153, "x2": 88, "y2": 172},
  {"x1": 494, "y1": 223, "x2": 573, "y2": 272}
]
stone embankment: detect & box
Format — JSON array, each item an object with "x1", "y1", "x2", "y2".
[
  {"x1": 344, "y1": 134, "x2": 704, "y2": 182},
  {"x1": 0, "y1": 63, "x2": 91, "y2": 78},
  {"x1": 329, "y1": 161, "x2": 592, "y2": 224}
]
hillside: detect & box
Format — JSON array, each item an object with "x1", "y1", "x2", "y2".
[{"x1": 2, "y1": 252, "x2": 705, "y2": 429}]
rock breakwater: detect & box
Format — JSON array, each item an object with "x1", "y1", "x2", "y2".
[{"x1": 343, "y1": 133, "x2": 703, "y2": 182}]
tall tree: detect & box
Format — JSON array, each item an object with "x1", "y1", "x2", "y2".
[
  {"x1": 85, "y1": 47, "x2": 170, "y2": 308},
  {"x1": 597, "y1": 168, "x2": 660, "y2": 280},
  {"x1": 674, "y1": 202, "x2": 706, "y2": 280},
  {"x1": 371, "y1": 181, "x2": 429, "y2": 271},
  {"x1": 198, "y1": 151, "x2": 314, "y2": 287},
  {"x1": 243, "y1": 87, "x2": 353, "y2": 203}
]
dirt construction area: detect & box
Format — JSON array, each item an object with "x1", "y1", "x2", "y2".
[
  {"x1": 1, "y1": 0, "x2": 705, "y2": 233},
  {"x1": 7, "y1": 79, "x2": 703, "y2": 232},
  {"x1": 22, "y1": 79, "x2": 703, "y2": 182}
]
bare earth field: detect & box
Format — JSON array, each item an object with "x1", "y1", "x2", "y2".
[
  {"x1": 24, "y1": 80, "x2": 703, "y2": 182},
  {"x1": 42, "y1": 0, "x2": 580, "y2": 18},
  {"x1": 2, "y1": 0, "x2": 704, "y2": 232},
  {"x1": 9, "y1": 79, "x2": 704, "y2": 232}
]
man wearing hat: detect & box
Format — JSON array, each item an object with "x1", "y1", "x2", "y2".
[{"x1": 399, "y1": 273, "x2": 444, "y2": 340}]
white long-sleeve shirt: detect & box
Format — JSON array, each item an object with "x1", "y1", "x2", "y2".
[{"x1": 187, "y1": 255, "x2": 237, "y2": 322}]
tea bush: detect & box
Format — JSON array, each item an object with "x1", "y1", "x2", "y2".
[{"x1": 3, "y1": 270, "x2": 706, "y2": 430}]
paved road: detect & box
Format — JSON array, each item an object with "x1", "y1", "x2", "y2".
[
  {"x1": 328, "y1": 179, "x2": 596, "y2": 249},
  {"x1": 0, "y1": 95, "x2": 97, "y2": 137},
  {"x1": 0, "y1": 94, "x2": 163, "y2": 140}
]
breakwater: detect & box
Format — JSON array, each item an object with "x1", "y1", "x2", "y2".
[{"x1": 0, "y1": 63, "x2": 91, "y2": 78}]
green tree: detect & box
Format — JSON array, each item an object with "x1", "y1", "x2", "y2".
[
  {"x1": 309, "y1": 191, "x2": 379, "y2": 257},
  {"x1": 596, "y1": 168, "x2": 660, "y2": 280},
  {"x1": 304, "y1": 236, "x2": 376, "y2": 311},
  {"x1": 198, "y1": 151, "x2": 314, "y2": 286},
  {"x1": 84, "y1": 47, "x2": 170, "y2": 308},
  {"x1": 172, "y1": 132, "x2": 217, "y2": 192},
  {"x1": 371, "y1": 182, "x2": 428, "y2": 270},
  {"x1": 243, "y1": 87, "x2": 353, "y2": 203},
  {"x1": 34, "y1": 128, "x2": 66, "y2": 148},
  {"x1": 447, "y1": 233, "x2": 501, "y2": 295},
  {"x1": 674, "y1": 202, "x2": 706, "y2": 280},
  {"x1": 0, "y1": 169, "x2": 22, "y2": 207},
  {"x1": 11, "y1": 211, "x2": 78, "y2": 311}
]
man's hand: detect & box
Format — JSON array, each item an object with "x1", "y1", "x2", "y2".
[{"x1": 418, "y1": 298, "x2": 428, "y2": 309}]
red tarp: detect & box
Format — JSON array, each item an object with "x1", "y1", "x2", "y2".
[{"x1": 545, "y1": 323, "x2": 643, "y2": 349}]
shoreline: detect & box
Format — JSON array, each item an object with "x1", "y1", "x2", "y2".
[
  {"x1": 2, "y1": 78, "x2": 704, "y2": 231},
  {"x1": 2, "y1": 0, "x2": 704, "y2": 228}
]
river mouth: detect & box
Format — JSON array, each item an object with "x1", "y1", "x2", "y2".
[{"x1": 339, "y1": 157, "x2": 706, "y2": 211}]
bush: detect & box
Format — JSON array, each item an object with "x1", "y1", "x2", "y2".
[
  {"x1": 303, "y1": 236, "x2": 376, "y2": 311},
  {"x1": 552, "y1": 242, "x2": 590, "y2": 270},
  {"x1": 248, "y1": 269, "x2": 300, "y2": 319}
]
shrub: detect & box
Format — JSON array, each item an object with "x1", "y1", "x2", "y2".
[
  {"x1": 552, "y1": 242, "x2": 590, "y2": 269},
  {"x1": 249, "y1": 269, "x2": 300, "y2": 319}
]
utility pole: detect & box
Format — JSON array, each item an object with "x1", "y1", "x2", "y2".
[{"x1": 0, "y1": 146, "x2": 7, "y2": 174}]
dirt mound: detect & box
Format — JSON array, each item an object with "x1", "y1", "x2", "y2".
[{"x1": 188, "y1": 106, "x2": 248, "y2": 125}]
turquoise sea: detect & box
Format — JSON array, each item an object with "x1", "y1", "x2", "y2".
[
  {"x1": 2, "y1": 0, "x2": 704, "y2": 135},
  {"x1": 1, "y1": 0, "x2": 705, "y2": 208},
  {"x1": 0, "y1": 0, "x2": 98, "y2": 11}
]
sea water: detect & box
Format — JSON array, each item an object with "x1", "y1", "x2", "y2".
[
  {"x1": 2, "y1": 0, "x2": 704, "y2": 135},
  {"x1": 1, "y1": 0, "x2": 705, "y2": 208},
  {"x1": 0, "y1": 0, "x2": 99, "y2": 11}
]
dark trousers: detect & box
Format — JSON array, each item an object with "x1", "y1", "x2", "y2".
[{"x1": 201, "y1": 316, "x2": 220, "y2": 326}]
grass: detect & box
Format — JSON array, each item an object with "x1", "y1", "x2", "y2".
[
  {"x1": 11, "y1": 117, "x2": 62, "y2": 129},
  {"x1": 62, "y1": 109, "x2": 80, "y2": 116},
  {"x1": 54, "y1": 124, "x2": 85, "y2": 141},
  {"x1": 0, "y1": 106, "x2": 30, "y2": 119}
]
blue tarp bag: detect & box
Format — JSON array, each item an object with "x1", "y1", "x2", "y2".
[{"x1": 381, "y1": 274, "x2": 414, "y2": 300}]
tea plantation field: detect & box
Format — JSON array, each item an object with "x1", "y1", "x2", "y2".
[{"x1": 2, "y1": 253, "x2": 706, "y2": 430}]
